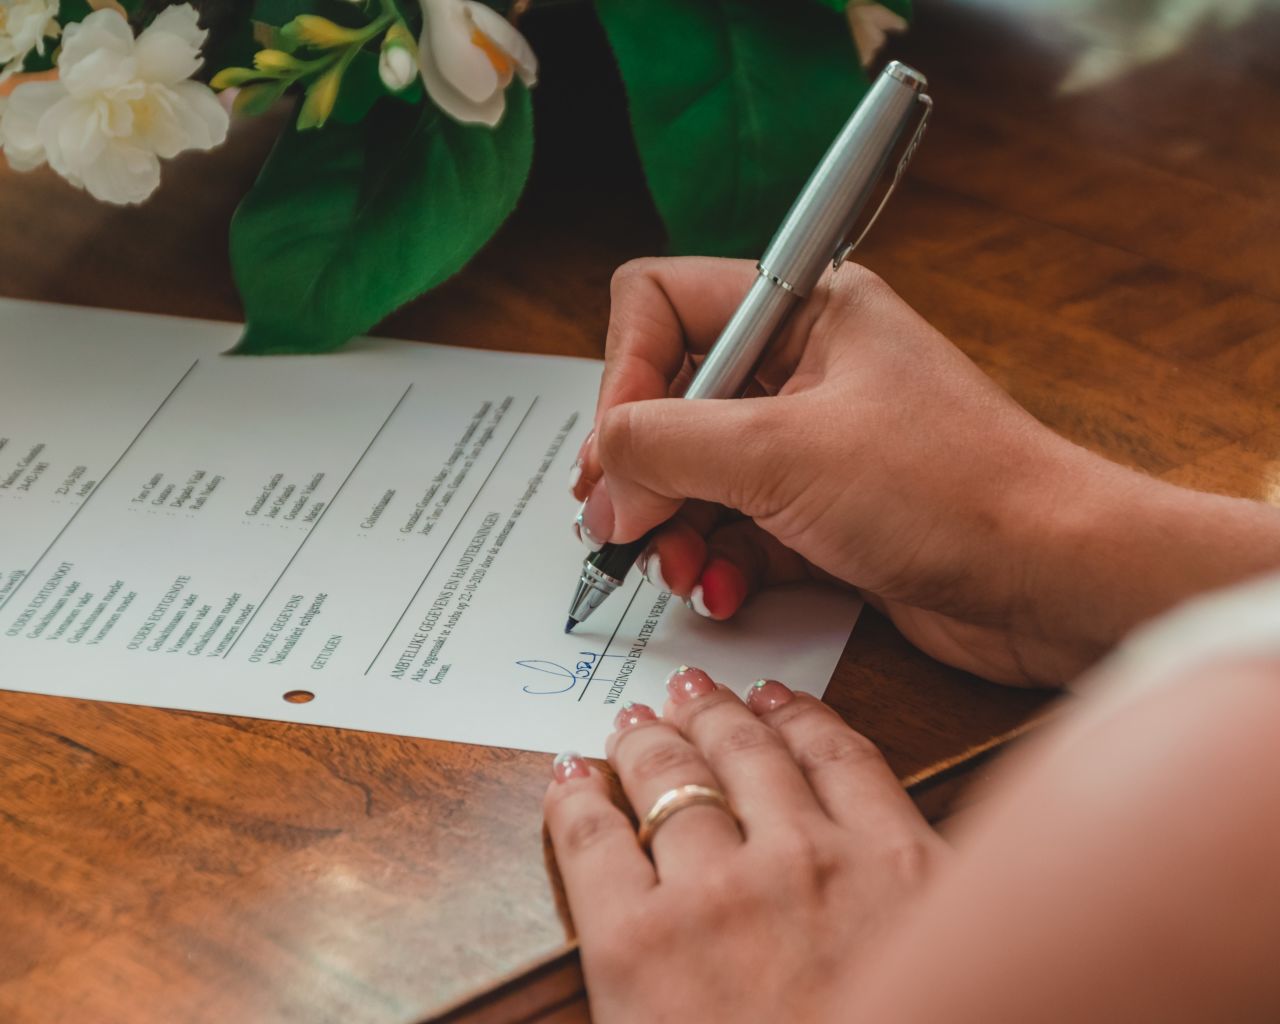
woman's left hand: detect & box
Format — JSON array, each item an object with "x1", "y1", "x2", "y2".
[{"x1": 543, "y1": 667, "x2": 950, "y2": 1024}]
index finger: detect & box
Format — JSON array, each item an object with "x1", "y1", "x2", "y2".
[
  {"x1": 599, "y1": 256, "x2": 760, "y2": 415},
  {"x1": 572, "y1": 258, "x2": 758, "y2": 499}
]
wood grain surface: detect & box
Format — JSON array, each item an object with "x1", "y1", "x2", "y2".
[{"x1": 2, "y1": 2, "x2": 1278, "y2": 1022}]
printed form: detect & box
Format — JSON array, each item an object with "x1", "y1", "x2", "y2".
[{"x1": 0, "y1": 300, "x2": 860, "y2": 756}]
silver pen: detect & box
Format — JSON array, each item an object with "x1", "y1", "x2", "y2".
[{"x1": 566, "y1": 61, "x2": 933, "y2": 633}]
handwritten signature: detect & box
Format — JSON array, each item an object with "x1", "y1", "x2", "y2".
[{"x1": 517, "y1": 651, "x2": 625, "y2": 695}]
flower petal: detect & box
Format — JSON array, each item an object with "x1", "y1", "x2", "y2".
[
  {"x1": 59, "y1": 11, "x2": 137, "y2": 97},
  {"x1": 465, "y1": 2, "x2": 537, "y2": 86},
  {"x1": 419, "y1": 0, "x2": 498, "y2": 104},
  {"x1": 134, "y1": 4, "x2": 206, "y2": 84},
  {"x1": 417, "y1": 33, "x2": 504, "y2": 125},
  {"x1": 80, "y1": 138, "x2": 161, "y2": 204},
  {"x1": 0, "y1": 78, "x2": 62, "y2": 170},
  {"x1": 40, "y1": 95, "x2": 109, "y2": 178},
  {"x1": 145, "y1": 4, "x2": 207, "y2": 51},
  {"x1": 164, "y1": 79, "x2": 229, "y2": 150},
  {"x1": 0, "y1": 0, "x2": 60, "y2": 67},
  {"x1": 130, "y1": 82, "x2": 225, "y2": 158}
]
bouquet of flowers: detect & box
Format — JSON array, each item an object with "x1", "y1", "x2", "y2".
[{"x1": 0, "y1": 0, "x2": 909, "y2": 353}]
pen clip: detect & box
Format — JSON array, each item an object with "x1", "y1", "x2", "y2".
[{"x1": 832, "y1": 91, "x2": 933, "y2": 270}]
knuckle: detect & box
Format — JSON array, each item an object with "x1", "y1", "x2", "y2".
[
  {"x1": 877, "y1": 835, "x2": 939, "y2": 889},
  {"x1": 626, "y1": 737, "x2": 703, "y2": 786},
  {"x1": 758, "y1": 829, "x2": 842, "y2": 898},
  {"x1": 596, "y1": 402, "x2": 636, "y2": 471},
  {"x1": 699, "y1": 862, "x2": 741, "y2": 908},
  {"x1": 710, "y1": 721, "x2": 778, "y2": 760},
  {"x1": 836, "y1": 262, "x2": 888, "y2": 299},
  {"x1": 609, "y1": 257, "x2": 660, "y2": 297},
  {"x1": 797, "y1": 728, "x2": 883, "y2": 774},
  {"x1": 671, "y1": 689, "x2": 734, "y2": 731},
  {"x1": 768, "y1": 697, "x2": 842, "y2": 735},
  {"x1": 766, "y1": 828, "x2": 823, "y2": 871},
  {"x1": 679, "y1": 862, "x2": 747, "y2": 926},
  {"x1": 557, "y1": 809, "x2": 620, "y2": 858}
]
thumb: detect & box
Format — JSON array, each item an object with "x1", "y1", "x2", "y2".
[{"x1": 590, "y1": 395, "x2": 801, "y2": 544}]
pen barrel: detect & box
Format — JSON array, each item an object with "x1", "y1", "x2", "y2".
[
  {"x1": 683, "y1": 274, "x2": 798, "y2": 401},
  {"x1": 759, "y1": 61, "x2": 927, "y2": 297}
]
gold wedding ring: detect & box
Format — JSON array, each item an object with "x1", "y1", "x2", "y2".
[{"x1": 636, "y1": 784, "x2": 736, "y2": 851}]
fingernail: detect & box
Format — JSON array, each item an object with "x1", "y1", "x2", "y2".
[
  {"x1": 575, "y1": 501, "x2": 601, "y2": 551},
  {"x1": 569, "y1": 431, "x2": 594, "y2": 497},
  {"x1": 643, "y1": 550, "x2": 669, "y2": 592},
  {"x1": 552, "y1": 751, "x2": 590, "y2": 783},
  {"x1": 666, "y1": 665, "x2": 715, "y2": 704},
  {"x1": 613, "y1": 701, "x2": 657, "y2": 731},
  {"x1": 577, "y1": 481, "x2": 613, "y2": 551},
  {"x1": 690, "y1": 558, "x2": 747, "y2": 620},
  {"x1": 745, "y1": 679, "x2": 793, "y2": 714},
  {"x1": 688, "y1": 585, "x2": 712, "y2": 618}
]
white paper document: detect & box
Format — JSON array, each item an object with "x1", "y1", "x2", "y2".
[{"x1": 0, "y1": 300, "x2": 860, "y2": 755}]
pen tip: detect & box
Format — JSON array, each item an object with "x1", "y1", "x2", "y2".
[{"x1": 564, "y1": 617, "x2": 578, "y2": 634}]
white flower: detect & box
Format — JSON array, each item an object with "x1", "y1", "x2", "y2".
[
  {"x1": 0, "y1": 0, "x2": 60, "y2": 81},
  {"x1": 846, "y1": 2, "x2": 907, "y2": 68},
  {"x1": 0, "y1": 5, "x2": 228, "y2": 204},
  {"x1": 416, "y1": 0, "x2": 536, "y2": 126},
  {"x1": 379, "y1": 22, "x2": 418, "y2": 92}
]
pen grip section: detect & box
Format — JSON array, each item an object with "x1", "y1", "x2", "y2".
[{"x1": 588, "y1": 532, "x2": 651, "y2": 585}]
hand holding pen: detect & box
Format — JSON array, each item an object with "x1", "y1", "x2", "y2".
[
  {"x1": 566, "y1": 61, "x2": 932, "y2": 631},
  {"x1": 563, "y1": 59, "x2": 1251, "y2": 687}
]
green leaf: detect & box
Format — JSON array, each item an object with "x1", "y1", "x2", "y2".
[
  {"x1": 811, "y1": 0, "x2": 913, "y2": 18},
  {"x1": 229, "y1": 86, "x2": 534, "y2": 354},
  {"x1": 596, "y1": 0, "x2": 870, "y2": 256},
  {"x1": 329, "y1": 49, "x2": 387, "y2": 124}
]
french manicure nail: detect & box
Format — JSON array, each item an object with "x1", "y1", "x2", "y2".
[
  {"x1": 613, "y1": 701, "x2": 657, "y2": 731},
  {"x1": 688, "y1": 585, "x2": 712, "y2": 618},
  {"x1": 575, "y1": 501, "x2": 602, "y2": 551},
  {"x1": 552, "y1": 751, "x2": 590, "y2": 783},
  {"x1": 666, "y1": 665, "x2": 715, "y2": 704},
  {"x1": 578, "y1": 481, "x2": 614, "y2": 551},
  {"x1": 569, "y1": 431, "x2": 595, "y2": 496},
  {"x1": 643, "y1": 551, "x2": 670, "y2": 592},
  {"x1": 745, "y1": 679, "x2": 793, "y2": 714}
]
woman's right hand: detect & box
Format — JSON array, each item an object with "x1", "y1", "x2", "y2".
[{"x1": 569, "y1": 257, "x2": 1280, "y2": 685}]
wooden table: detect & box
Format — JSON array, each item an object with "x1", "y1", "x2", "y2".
[{"x1": 2, "y1": 3, "x2": 1278, "y2": 1021}]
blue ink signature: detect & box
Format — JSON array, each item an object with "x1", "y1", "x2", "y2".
[{"x1": 518, "y1": 651, "x2": 625, "y2": 695}]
